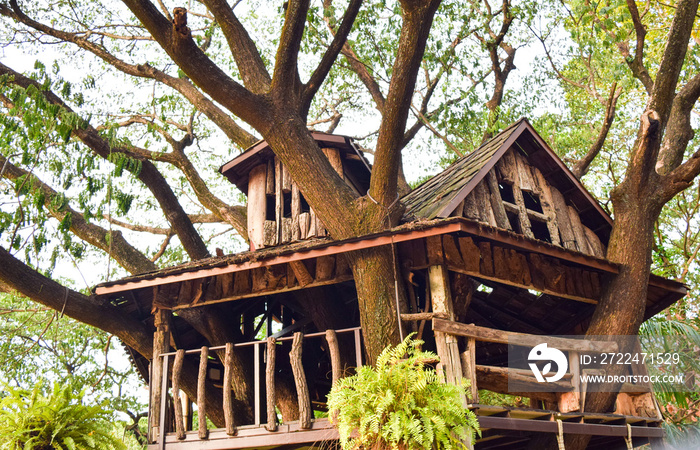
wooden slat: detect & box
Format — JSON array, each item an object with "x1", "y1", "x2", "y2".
[
  {"x1": 473, "y1": 180, "x2": 498, "y2": 227},
  {"x1": 568, "y1": 206, "x2": 591, "y2": 255},
  {"x1": 263, "y1": 220, "x2": 277, "y2": 247},
  {"x1": 265, "y1": 159, "x2": 275, "y2": 196},
  {"x1": 462, "y1": 338, "x2": 479, "y2": 403},
  {"x1": 291, "y1": 183, "x2": 301, "y2": 241},
  {"x1": 550, "y1": 187, "x2": 577, "y2": 251},
  {"x1": 485, "y1": 170, "x2": 511, "y2": 230},
  {"x1": 247, "y1": 164, "x2": 267, "y2": 250},
  {"x1": 584, "y1": 226, "x2": 605, "y2": 258},
  {"x1": 266, "y1": 337, "x2": 277, "y2": 431},
  {"x1": 433, "y1": 319, "x2": 618, "y2": 352},
  {"x1": 291, "y1": 332, "x2": 312, "y2": 429},
  {"x1": 223, "y1": 343, "x2": 236, "y2": 436},
  {"x1": 197, "y1": 346, "x2": 209, "y2": 440},
  {"x1": 325, "y1": 330, "x2": 341, "y2": 385},
  {"x1": 172, "y1": 349, "x2": 186, "y2": 440},
  {"x1": 298, "y1": 212, "x2": 310, "y2": 239},
  {"x1": 531, "y1": 166, "x2": 561, "y2": 246}
]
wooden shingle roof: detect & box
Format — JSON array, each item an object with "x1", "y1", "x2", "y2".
[
  {"x1": 402, "y1": 120, "x2": 524, "y2": 220},
  {"x1": 402, "y1": 118, "x2": 613, "y2": 243}
]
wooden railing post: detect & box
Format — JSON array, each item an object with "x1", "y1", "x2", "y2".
[
  {"x1": 325, "y1": 329, "x2": 341, "y2": 384},
  {"x1": 266, "y1": 337, "x2": 277, "y2": 431},
  {"x1": 461, "y1": 338, "x2": 479, "y2": 403},
  {"x1": 429, "y1": 265, "x2": 465, "y2": 386},
  {"x1": 149, "y1": 308, "x2": 171, "y2": 443},
  {"x1": 223, "y1": 343, "x2": 236, "y2": 436},
  {"x1": 291, "y1": 332, "x2": 312, "y2": 429},
  {"x1": 158, "y1": 354, "x2": 170, "y2": 450},
  {"x1": 197, "y1": 346, "x2": 209, "y2": 440},
  {"x1": 172, "y1": 349, "x2": 186, "y2": 440}
]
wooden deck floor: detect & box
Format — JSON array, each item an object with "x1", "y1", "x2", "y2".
[{"x1": 148, "y1": 405, "x2": 665, "y2": 450}]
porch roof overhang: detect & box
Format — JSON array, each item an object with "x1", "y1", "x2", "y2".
[{"x1": 94, "y1": 217, "x2": 685, "y2": 320}]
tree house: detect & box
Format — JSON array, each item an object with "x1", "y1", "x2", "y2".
[
  {"x1": 94, "y1": 119, "x2": 684, "y2": 449},
  {"x1": 219, "y1": 132, "x2": 371, "y2": 249}
]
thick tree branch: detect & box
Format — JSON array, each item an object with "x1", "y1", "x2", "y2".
[
  {"x1": 656, "y1": 73, "x2": 700, "y2": 175},
  {"x1": 270, "y1": 0, "x2": 308, "y2": 103},
  {"x1": 302, "y1": 0, "x2": 363, "y2": 115},
  {"x1": 0, "y1": 1, "x2": 257, "y2": 149},
  {"x1": 572, "y1": 83, "x2": 623, "y2": 178},
  {"x1": 120, "y1": 0, "x2": 268, "y2": 129},
  {"x1": 0, "y1": 155, "x2": 157, "y2": 275},
  {"x1": 200, "y1": 0, "x2": 271, "y2": 93},
  {"x1": 0, "y1": 62, "x2": 212, "y2": 260},
  {"x1": 369, "y1": 0, "x2": 441, "y2": 208},
  {"x1": 0, "y1": 246, "x2": 153, "y2": 358}
]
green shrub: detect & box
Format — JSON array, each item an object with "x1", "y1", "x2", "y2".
[
  {"x1": 0, "y1": 381, "x2": 127, "y2": 450},
  {"x1": 327, "y1": 334, "x2": 479, "y2": 449}
]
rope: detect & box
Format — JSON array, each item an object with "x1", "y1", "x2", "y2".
[
  {"x1": 556, "y1": 419, "x2": 565, "y2": 450},
  {"x1": 625, "y1": 423, "x2": 633, "y2": 450}
]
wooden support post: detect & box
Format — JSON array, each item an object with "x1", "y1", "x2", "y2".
[
  {"x1": 247, "y1": 165, "x2": 267, "y2": 250},
  {"x1": 149, "y1": 308, "x2": 171, "y2": 443},
  {"x1": 291, "y1": 332, "x2": 312, "y2": 429},
  {"x1": 158, "y1": 354, "x2": 170, "y2": 450},
  {"x1": 197, "y1": 346, "x2": 209, "y2": 440},
  {"x1": 172, "y1": 349, "x2": 186, "y2": 440},
  {"x1": 461, "y1": 338, "x2": 479, "y2": 403},
  {"x1": 429, "y1": 265, "x2": 463, "y2": 384},
  {"x1": 266, "y1": 337, "x2": 278, "y2": 431},
  {"x1": 558, "y1": 351, "x2": 581, "y2": 413},
  {"x1": 325, "y1": 329, "x2": 341, "y2": 385},
  {"x1": 223, "y1": 343, "x2": 236, "y2": 436}
]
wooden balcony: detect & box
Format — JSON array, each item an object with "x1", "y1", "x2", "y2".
[{"x1": 146, "y1": 323, "x2": 668, "y2": 450}]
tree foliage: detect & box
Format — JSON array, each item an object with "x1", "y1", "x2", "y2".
[
  {"x1": 327, "y1": 334, "x2": 479, "y2": 450},
  {"x1": 0, "y1": 380, "x2": 129, "y2": 450}
]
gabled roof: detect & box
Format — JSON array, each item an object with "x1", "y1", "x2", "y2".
[
  {"x1": 402, "y1": 118, "x2": 614, "y2": 243},
  {"x1": 219, "y1": 131, "x2": 370, "y2": 194}
]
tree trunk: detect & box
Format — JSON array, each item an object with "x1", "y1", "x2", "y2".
[{"x1": 347, "y1": 246, "x2": 406, "y2": 363}]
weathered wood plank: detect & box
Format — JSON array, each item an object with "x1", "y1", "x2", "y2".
[
  {"x1": 514, "y1": 151, "x2": 535, "y2": 192},
  {"x1": 149, "y1": 308, "x2": 171, "y2": 442},
  {"x1": 322, "y1": 148, "x2": 343, "y2": 177},
  {"x1": 315, "y1": 255, "x2": 335, "y2": 281},
  {"x1": 531, "y1": 166, "x2": 561, "y2": 246},
  {"x1": 247, "y1": 164, "x2": 267, "y2": 250},
  {"x1": 299, "y1": 212, "x2": 310, "y2": 239},
  {"x1": 426, "y1": 235, "x2": 444, "y2": 265},
  {"x1": 457, "y1": 237, "x2": 480, "y2": 272},
  {"x1": 485, "y1": 170, "x2": 511, "y2": 230},
  {"x1": 461, "y1": 339, "x2": 479, "y2": 403},
  {"x1": 462, "y1": 191, "x2": 480, "y2": 220},
  {"x1": 442, "y1": 235, "x2": 465, "y2": 269},
  {"x1": 290, "y1": 332, "x2": 312, "y2": 429},
  {"x1": 281, "y1": 217, "x2": 292, "y2": 244},
  {"x1": 472, "y1": 180, "x2": 498, "y2": 227},
  {"x1": 263, "y1": 220, "x2": 277, "y2": 247},
  {"x1": 266, "y1": 337, "x2": 277, "y2": 432},
  {"x1": 550, "y1": 187, "x2": 577, "y2": 251},
  {"x1": 233, "y1": 270, "x2": 251, "y2": 295},
  {"x1": 568, "y1": 206, "x2": 591, "y2": 255},
  {"x1": 265, "y1": 159, "x2": 275, "y2": 196},
  {"x1": 584, "y1": 227, "x2": 605, "y2": 258},
  {"x1": 325, "y1": 330, "x2": 341, "y2": 385},
  {"x1": 275, "y1": 158, "x2": 283, "y2": 241},
  {"x1": 197, "y1": 346, "x2": 209, "y2": 440},
  {"x1": 291, "y1": 183, "x2": 301, "y2": 241},
  {"x1": 478, "y1": 241, "x2": 494, "y2": 276},
  {"x1": 433, "y1": 319, "x2": 618, "y2": 352},
  {"x1": 289, "y1": 260, "x2": 313, "y2": 287},
  {"x1": 223, "y1": 343, "x2": 236, "y2": 436},
  {"x1": 172, "y1": 349, "x2": 186, "y2": 440}
]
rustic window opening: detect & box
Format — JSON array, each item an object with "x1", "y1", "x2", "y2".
[
  {"x1": 300, "y1": 195, "x2": 310, "y2": 214},
  {"x1": 283, "y1": 193, "x2": 292, "y2": 218},
  {"x1": 523, "y1": 191, "x2": 543, "y2": 214},
  {"x1": 530, "y1": 218, "x2": 552, "y2": 243},
  {"x1": 506, "y1": 210, "x2": 521, "y2": 233},
  {"x1": 498, "y1": 182, "x2": 515, "y2": 204},
  {"x1": 266, "y1": 195, "x2": 276, "y2": 221}
]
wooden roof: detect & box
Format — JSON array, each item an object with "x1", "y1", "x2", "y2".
[
  {"x1": 218, "y1": 131, "x2": 370, "y2": 194},
  {"x1": 402, "y1": 119, "x2": 614, "y2": 243}
]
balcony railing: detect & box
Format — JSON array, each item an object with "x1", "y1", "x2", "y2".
[{"x1": 149, "y1": 327, "x2": 362, "y2": 448}]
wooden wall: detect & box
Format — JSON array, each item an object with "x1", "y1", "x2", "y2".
[
  {"x1": 460, "y1": 148, "x2": 606, "y2": 258},
  {"x1": 247, "y1": 149, "x2": 349, "y2": 249}
]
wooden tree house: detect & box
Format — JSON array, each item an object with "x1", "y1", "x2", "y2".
[{"x1": 94, "y1": 119, "x2": 685, "y2": 449}]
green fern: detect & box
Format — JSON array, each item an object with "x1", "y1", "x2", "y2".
[
  {"x1": 0, "y1": 381, "x2": 127, "y2": 450},
  {"x1": 327, "y1": 334, "x2": 480, "y2": 449}
]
